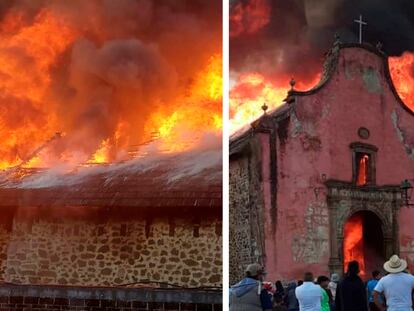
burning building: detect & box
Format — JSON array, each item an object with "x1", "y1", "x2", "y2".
[
  {"x1": 229, "y1": 40, "x2": 414, "y2": 282},
  {"x1": 229, "y1": 0, "x2": 414, "y2": 284},
  {"x1": 0, "y1": 0, "x2": 222, "y2": 309}
]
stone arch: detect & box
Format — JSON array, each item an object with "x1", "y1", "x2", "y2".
[
  {"x1": 338, "y1": 205, "x2": 392, "y2": 240},
  {"x1": 326, "y1": 183, "x2": 401, "y2": 276},
  {"x1": 340, "y1": 210, "x2": 388, "y2": 275}
]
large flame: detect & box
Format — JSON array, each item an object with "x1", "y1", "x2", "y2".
[
  {"x1": 230, "y1": 73, "x2": 320, "y2": 133},
  {"x1": 389, "y1": 52, "x2": 414, "y2": 111},
  {"x1": 0, "y1": 3, "x2": 222, "y2": 170},
  {"x1": 344, "y1": 214, "x2": 365, "y2": 276},
  {"x1": 0, "y1": 10, "x2": 76, "y2": 169},
  {"x1": 145, "y1": 54, "x2": 222, "y2": 153}
]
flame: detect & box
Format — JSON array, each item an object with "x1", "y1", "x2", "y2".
[
  {"x1": 230, "y1": 0, "x2": 271, "y2": 37},
  {"x1": 230, "y1": 72, "x2": 320, "y2": 133},
  {"x1": 0, "y1": 9, "x2": 76, "y2": 169},
  {"x1": 356, "y1": 154, "x2": 369, "y2": 186},
  {"x1": 344, "y1": 214, "x2": 365, "y2": 276},
  {"x1": 389, "y1": 52, "x2": 414, "y2": 111},
  {"x1": 88, "y1": 139, "x2": 111, "y2": 164},
  {"x1": 0, "y1": 6, "x2": 221, "y2": 171},
  {"x1": 146, "y1": 54, "x2": 222, "y2": 153}
]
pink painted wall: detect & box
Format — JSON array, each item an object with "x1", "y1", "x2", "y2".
[{"x1": 262, "y1": 46, "x2": 414, "y2": 281}]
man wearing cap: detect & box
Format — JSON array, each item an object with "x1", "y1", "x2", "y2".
[
  {"x1": 229, "y1": 263, "x2": 273, "y2": 311},
  {"x1": 373, "y1": 254, "x2": 414, "y2": 311}
]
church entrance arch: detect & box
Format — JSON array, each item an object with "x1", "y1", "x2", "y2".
[
  {"x1": 343, "y1": 210, "x2": 384, "y2": 278},
  {"x1": 326, "y1": 182, "x2": 401, "y2": 277}
]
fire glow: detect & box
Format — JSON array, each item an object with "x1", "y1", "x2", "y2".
[
  {"x1": 230, "y1": 73, "x2": 320, "y2": 133},
  {"x1": 389, "y1": 52, "x2": 414, "y2": 111},
  {"x1": 344, "y1": 214, "x2": 366, "y2": 276},
  {"x1": 0, "y1": 2, "x2": 222, "y2": 171},
  {"x1": 229, "y1": 53, "x2": 414, "y2": 134}
]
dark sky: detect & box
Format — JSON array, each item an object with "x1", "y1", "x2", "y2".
[{"x1": 230, "y1": 0, "x2": 414, "y2": 78}]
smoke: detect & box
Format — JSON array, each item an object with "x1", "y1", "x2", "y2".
[
  {"x1": 0, "y1": 0, "x2": 222, "y2": 168},
  {"x1": 230, "y1": 0, "x2": 414, "y2": 79}
]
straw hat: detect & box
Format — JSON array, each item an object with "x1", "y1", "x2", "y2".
[
  {"x1": 245, "y1": 263, "x2": 266, "y2": 276},
  {"x1": 383, "y1": 255, "x2": 407, "y2": 273}
]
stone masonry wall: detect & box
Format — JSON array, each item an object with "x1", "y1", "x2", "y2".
[
  {"x1": 4, "y1": 218, "x2": 222, "y2": 288},
  {"x1": 0, "y1": 225, "x2": 10, "y2": 282},
  {"x1": 229, "y1": 138, "x2": 266, "y2": 285},
  {"x1": 229, "y1": 157, "x2": 252, "y2": 285}
]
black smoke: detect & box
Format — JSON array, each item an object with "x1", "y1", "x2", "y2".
[{"x1": 231, "y1": 0, "x2": 414, "y2": 78}]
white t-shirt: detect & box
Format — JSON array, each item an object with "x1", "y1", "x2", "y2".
[
  {"x1": 295, "y1": 282, "x2": 322, "y2": 311},
  {"x1": 374, "y1": 272, "x2": 414, "y2": 311}
]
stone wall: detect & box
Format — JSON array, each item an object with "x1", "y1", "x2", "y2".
[
  {"x1": 0, "y1": 225, "x2": 10, "y2": 282},
  {"x1": 229, "y1": 141, "x2": 265, "y2": 285},
  {"x1": 229, "y1": 157, "x2": 252, "y2": 284},
  {"x1": 4, "y1": 217, "x2": 222, "y2": 288}
]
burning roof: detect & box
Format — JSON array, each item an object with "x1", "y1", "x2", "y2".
[
  {"x1": 0, "y1": 148, "x2": 222, "y2": 212},
  {"x1": 0, "y1": 0, "x2": 222, "y2": 169}
]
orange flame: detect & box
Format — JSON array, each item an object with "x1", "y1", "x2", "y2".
[
  {"x1": 230, "y1": 72, "x2": 320, "y2": 133},
  {"x1": 0, "y1": 6, "x2": 222, "y2": 170},
  {"x1": 356, "y1": 154, "x2": 369, "y2": 186},
  {"x1": 0, "y1": 9, "x2": 76, "y2": 169},
  {"x1": 144, "y1": 54, "x2": 222, "y2": 153},
  {"x1": 344, "y1": 214, "x2": 365, "y2": 276},
  {"x1": 389, "y1": 52, "x2": 414, "y2": 111}
]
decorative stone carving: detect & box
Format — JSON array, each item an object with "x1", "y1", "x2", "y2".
[{"x1": 326, "y1": 182, "x2": 402, "y2": 274}]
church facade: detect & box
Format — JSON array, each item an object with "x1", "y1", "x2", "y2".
[{"x1": 230, "y1": 42, "x2": 414, "y2": 283}]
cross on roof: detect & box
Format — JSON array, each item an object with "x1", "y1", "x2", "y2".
[{"x1": 354, "y1": 15, "x2": 367, "y2": 44}]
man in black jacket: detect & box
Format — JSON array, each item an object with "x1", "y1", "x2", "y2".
[{"x1": 335, "y1": 261, "x2": 368, "y2": 311}]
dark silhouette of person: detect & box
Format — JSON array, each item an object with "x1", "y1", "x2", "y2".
[{"x1": 335, "y1": 261, "x2": 368, "y2": 311}]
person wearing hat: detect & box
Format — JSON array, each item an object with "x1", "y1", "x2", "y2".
[
  {"x1": 373, "y1": 254, "x2": 414, "y2": 311},
  {"x1": 229, "y1": 263, "x2": 273, "y2": 311}
]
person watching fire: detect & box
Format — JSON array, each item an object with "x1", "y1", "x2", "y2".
[{"x1": 373, "y1": 255, "x2": 414, "y2": 311}]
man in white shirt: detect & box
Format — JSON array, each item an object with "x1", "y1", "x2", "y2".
[
  {"x1": 373, "y1": 254, "x2": 414, "y2": 311},
  {"x1": 295, "y1": 272, "x2": 322, "y2": 311}
]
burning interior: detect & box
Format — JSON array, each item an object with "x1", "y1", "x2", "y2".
[{"x1": 343, "y1": 211, "x2": 384, "y2": 279}]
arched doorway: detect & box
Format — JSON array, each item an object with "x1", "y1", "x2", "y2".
[{"x1": 343, "y1": 211, "x2": 385, "y2": 278}]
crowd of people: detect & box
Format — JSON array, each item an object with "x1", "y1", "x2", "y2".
[{"x1": 229, "y1": 254, "x2": 414, "y2": 311}]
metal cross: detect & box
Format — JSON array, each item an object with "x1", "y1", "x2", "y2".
[{"x1": 354, "y1": 15, "x2": 367, "y2": 44}]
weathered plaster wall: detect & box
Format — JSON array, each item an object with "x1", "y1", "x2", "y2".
[
  {"x1": 4, "y1": 218, "x2": 222, "y2": 287},
  {"x1": 263, "y1": 46, "x2": 414, "y2": 280},
  {"x1": 399, "y1": 209, "x2": 414, "y2": 270}
]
